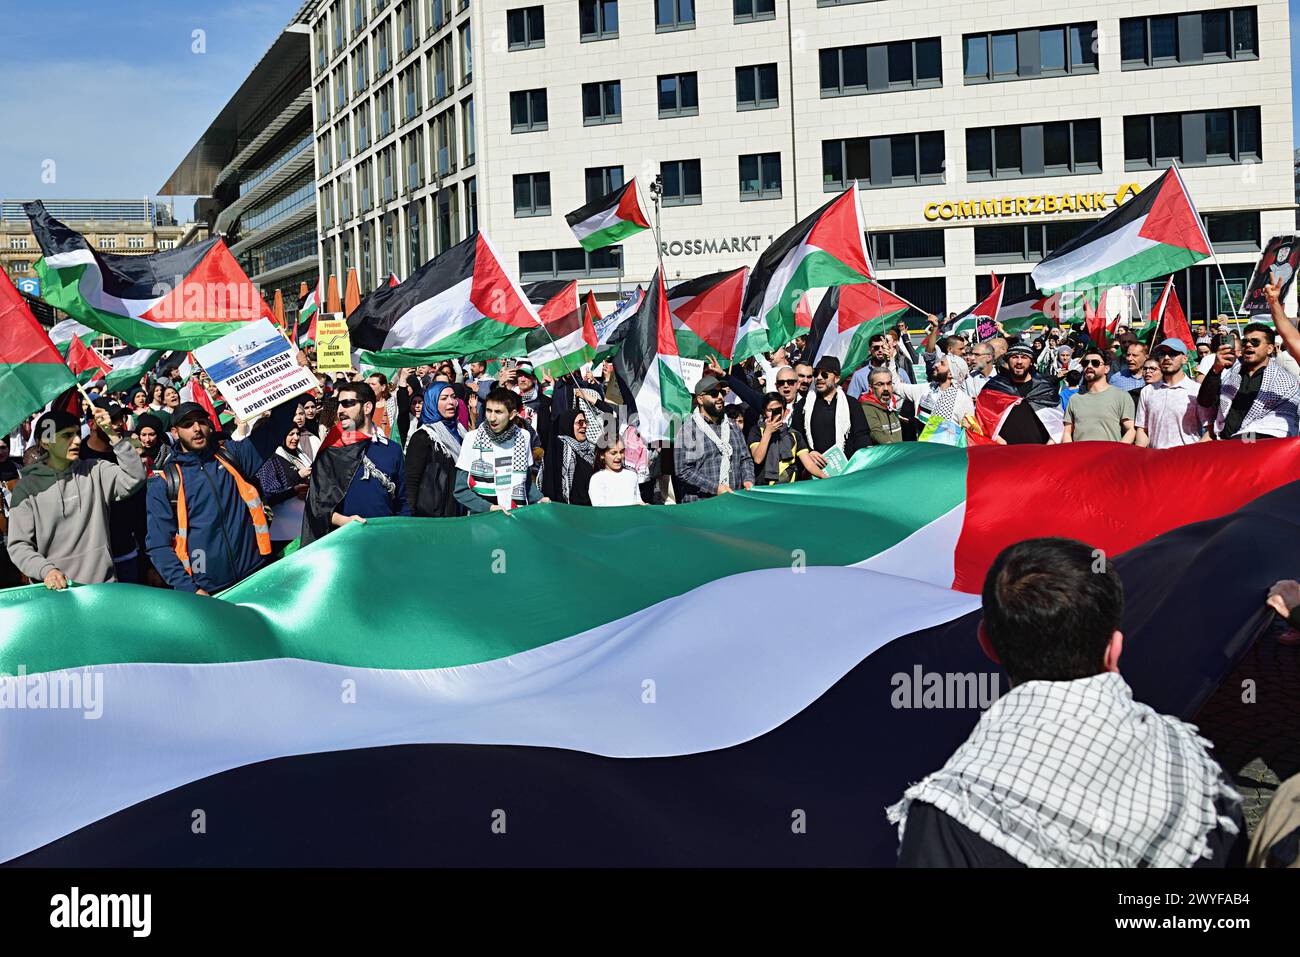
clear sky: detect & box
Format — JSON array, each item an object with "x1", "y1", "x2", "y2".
[
  {"x1": 2, "y1": 0, "x2": 1300, "y2": 219},
  {"x1": 0, "y1": 0, "x2": 302, "y2": 221}
]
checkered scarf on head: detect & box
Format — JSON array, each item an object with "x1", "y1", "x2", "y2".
[
  {"x1": 1216, "y1": 359, "x2": 1300, "y2": 435},
  {"x1": 887, "y1": 672, "x2": 1240, "y2": 868},
  {"x1": 925, "y1": 353, "x2": 969, "y2": 422}
]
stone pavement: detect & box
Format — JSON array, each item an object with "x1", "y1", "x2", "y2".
[{"x1": 1194, "y1": 618, "x2": 1300, "y2": 836}]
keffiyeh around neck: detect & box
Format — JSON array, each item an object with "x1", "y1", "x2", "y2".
[{"x1": 887, "y1": 672, "x2": 1239, "y2": 868}]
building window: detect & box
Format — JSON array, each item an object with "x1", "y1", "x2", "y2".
[
  {"x1": 739, "y1": 153, "x2": 781, "y2": 200},
  {"x1": 362, "y1": 224, "x2": 374, "y2": 289},
  {"x1": 963, "y1": 23, "x2": 1097, "y2": 83},
  {"x1": 510, "y1": 89, "x2": 548, "y2": 131},
  {"x1": 378, "y1": 82, "x2": 395, "y2": 136},
  {"x1": 736, "y1": 63, "x2": 778, "y2": 110},
  {"x1": 513, "y1": 172, "x2": 552, "y2": 217},
  {"x1": 98, "y1": 237, "x2": 117, "y2": 249},
  {"x1": 507, "y1": 6, "x2": 545, "y2": 50},
  {"x1": 655, "y1": 0, "x2": 694, "y2": 32},
  {"x1": 582, "y1": 80, "x2": 622, "y2": 125},
  {"x1": 356, "y1": 102, "x2": 370, "y2": 150},
  {"x1": 660, "y1": 159, "x2": 702, "y2": 206},
  {"x1": 408, "y1": 199, "x2": 425, "y2": 270},
  {"x1": 466, "y1": 177, "x2": 478, "y2": 234},
  {"x1": 580, "y1": 0, "x2": 618, "y2": 40},
  {"x1": 127, "y1": 235, "x2": 146, "y2": 249},
  {"x1": 403, "y1": 130, "x2": 424, "y2": 192},
  {"x1": 870, "y1": 230, "x2": 945, "y2": 268},
  {"x1": 333, "y1": 0, "x2": 345, "y2": 51},
  {"x1": 431, "y1": 0, "x2": 450, "y2": 32},
  {"x1": 8, "y1": 236, "x2": 29, "y2": 249},
  {"x1": 376, "y1": 18, "x2": 393, "y2": 75},
  {"x1": 335, "y1": 67, "x2": 349, "y2": 110},
  {"x1": 976, "y1": 273, "x2": 1042, "y2": 302},
  {"x1": 519, "y1": 246, "x2": 623, "y2": 281},
  {"x1": 822, "y1": 131, "x2": 945, "y2": 189},
  {"x1": 354, "y1": 40, "x2": 369, "y2": 93},
  {"x1": 399, "y1": 0, "x2": 417, "y2": 55},
  {"x1": 1121, "y1": 8, "x2": 1257, "y2": 69},
  {"x1": 352, "y1": 0, "x2": 366, "y2": 35},
  {"x1": 462, "y1": 95, "x2": 475, "y2": 166},
  {"x1": 460, "y1": 22, "x2": 472, "y2": 83},
  {"x1": 1205, "y1": 211, "x2": 1259, "y2": 253},
  {"x1": 878, "y1": 277, "x2": 945, "y2": 317},
  {"x1": 974, "y1": 222, "x2": 1096, "y2": 264},
  {"x1": 359, "y1": 159, "x2": 374, "y2": 210},
  {"x1": 158, "y1": 240, "x2": 177, "y2": 250},
  {"x1": 658, "y1": 72, "x2": 698, "y2": 118},
  {"x1": 432, "y1": 37, "x2": 452, "y2": 101},
  {"x1": 967, "y1": 119, "x2": 1101, "y2": 180},
  {"x1": 335, "y1": 121, "x2": 351, "y2": 164},
  {"x1": 340, "y1": 170, "x2": 354, "y2": 220},
  {"x1": 7, "y1": 260, "x2": 30, "y2": 274},
  {"x1": 434, "y1": 109, "x2": 455, "y2": 175},
  {"x1": 734, "y1": 0, "x2": 775, "y2": 23},
  {"x1": 401, "y1": 62, "x2": 422, "y2": 121},
  {"x1": 820, "y1": 38, "x2": 942, "y2": 96},
  {"x1": 383, "y1": 211, "x2": 399, "y2": 276},
  {"x1": 585, "y1": 165, "x2": 625, "y2": 202},
  {"x1": 1124, "y1": 107, "x2": 1261, "y2": 170}
]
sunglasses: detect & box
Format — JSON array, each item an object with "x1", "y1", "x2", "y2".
[
  {"x1": 814, "y1": 370, "x2": 835, "y2": 378},
  {"x1": 1154, "y1": 350, "x2": 1179, "y2": 359},
  {"x1": 1244, "y1": 338, "x2": 1268, "y2": 347},
  {"x1": 338, "y1": 398, "x2": 362, "y2": 408},
  {"x1": 1083, "y1": 359, "x2": 1105, "y2": 368},
  {"x1": 776, "y1": 379, "x2": 798, "y2": 386},
  {"x1": 701, "y1": 388, "x2": 725, "y2": 397}
]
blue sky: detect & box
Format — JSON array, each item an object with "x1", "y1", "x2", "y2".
[
  {"x1": 3, "y1": 0, "x2": 1300, "y2": 220},
  {"x1": 0, "y1": 0, "x2": 301, "y2": 221}
]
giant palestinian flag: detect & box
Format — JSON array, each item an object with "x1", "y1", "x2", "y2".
[
  {"x1": 668, "y1": 268, "x2": 746, "y2": 361},
  {"x1": 739, "y1": 184, "x2": 874, "y2": 353},
  {"x1": 4, "y1": 439, "x2": 1300, "y2": 866},
  {"x1": 612, "y1": 269, "x2": 691, "y2": 441},
  {"x1": 808, "y1": 283, "x2": 913, "y2": 376},
  {"x1": 565, "y1": 180, "x2": 651, "y2": 252},
  {"x1": 519, "y1": 280, "x2": 597, "y2": 377},
  {"x1": 26, "y1": 201, "x2": 271, "y2": 350},
  {"x1": 1032, "y1": 166, "x2": 1212, "y2": 296},
  {"x1": 0, "y1": 269, "x2": 77, "y2": 438},
  {"x1": 352, "y1": 232, "x2": 540, "y2": 368}
]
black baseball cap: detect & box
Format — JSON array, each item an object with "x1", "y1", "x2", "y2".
[{"x1": 171, "y1": 402, "x2": 213, "y2": 426}]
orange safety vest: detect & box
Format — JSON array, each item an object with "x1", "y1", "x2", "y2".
[{"x1": 172, "y1": 454, "x2": 272, "y2": 575}]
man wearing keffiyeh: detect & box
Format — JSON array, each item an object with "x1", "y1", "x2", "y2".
[
  {"x1": 889, "y1": 537, "x2": 1244, "y2": 869},
  {"x1": 453, "y1": 388, "x2": 546, "y2": 512},
  {"x1": 1196, "y1": 320, "x2": 1300, "y2": 440}
]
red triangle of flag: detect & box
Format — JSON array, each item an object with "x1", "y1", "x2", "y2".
[{"x1": 1137, "y1": 170, "x2": 1211, "y2": 255}]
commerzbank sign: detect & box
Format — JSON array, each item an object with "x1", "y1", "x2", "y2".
[{"x1": 923, "y1": 183, "x2": 1142, "y2": 223}]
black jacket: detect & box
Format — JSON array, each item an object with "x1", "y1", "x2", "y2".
[{"x1": 404, "y1": 427, "x2": 465, "y2": 518}]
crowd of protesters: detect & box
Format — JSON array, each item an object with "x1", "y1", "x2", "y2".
[{"x1": 3, "y1": 279, "x2": 1300, "y2": 868}]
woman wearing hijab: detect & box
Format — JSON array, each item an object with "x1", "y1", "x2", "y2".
[
  {"x1": 404, "y1": 381, "x2": 467, "y2": 517},
  {"x1": 540, "y1": 408, "x2": 597, "y2": 505},
  {"x1": 255, "y1": 425, "x2": 314, "y2": 553}
]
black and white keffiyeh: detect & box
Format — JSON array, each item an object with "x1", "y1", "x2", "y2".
[
  {"x1": 690, "y1": 410, "x2": 735, "y2": 486},
  {"x1": 420, "y1": 420, "x2": 465, "y2": 461},
  {"x1": 801, "y1": 389, "x2": 851, "y2": 453},
  {"x1": 456, "y1": 422, "x2": 533, "y2": 500},
  {"x1": 887, "y1": 672, "x2": 1239, "y2": 868},
  {"x1": 1216, "y1": 359, "x2": 1300, "y2": 436}
]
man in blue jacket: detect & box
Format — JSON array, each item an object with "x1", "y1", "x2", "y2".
[{"x1": 145, "y1": 400, "x2": 295, "y2": 595}]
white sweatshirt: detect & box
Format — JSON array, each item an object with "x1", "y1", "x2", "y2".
[{"x1": 588, "y1": 468, "x2": 643, "y2": 507}]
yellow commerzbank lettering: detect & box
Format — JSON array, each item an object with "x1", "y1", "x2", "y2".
[{"x1": 923, "y1": 183, "x2": 1141, "y2": 222}]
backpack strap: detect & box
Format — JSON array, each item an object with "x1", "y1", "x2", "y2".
[{"x1": 163, "y1": 462, "x2": 182, "y2": 511}]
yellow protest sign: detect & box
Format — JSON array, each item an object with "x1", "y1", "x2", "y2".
[{"x1": 314, "y1": 316, "x2": 353, "y2": 374}]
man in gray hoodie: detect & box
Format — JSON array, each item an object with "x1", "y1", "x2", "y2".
[{"x1": 6, "y1": 407, "x2": 147, "y2": 589}]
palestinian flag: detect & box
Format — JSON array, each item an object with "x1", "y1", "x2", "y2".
[
  {"x1": 965, "y1": 389, "x2": 1023, "y2": 446},
  {"x1": 298, "y1": 282, "x2": 321, "y2": 346},
  {"x1": 100, "y1": 348, "x2": 163, "y2": 395},
  {"x1": 807, "y1": 284, "x2": 912, "y2": 377},
  {"x1": 668, "y1": 268, "x2": 746, "y2": 361},
  {"x1": 65, "y1": 336, "x2": 112, "y2": 385},
  {"x1": 565, "y1": 180, "x2": 651, "y2": 252},
  {"x1": 1032, "y1": 166, "x2": 1212, "y2": 296},
  {"x1": 1085, "y1": 288, "x2": 1118, "y2": 351},
  {"x1": 26, "y1": 201, "x2": 271, "y2": 350},
  {"x1": 998, "y1": 290, "x2": 1059, "y2": 335},
  {"x1": 1145, "y1": 275, "x2": 1195, "y2": 353},
  {"x1": 612, "y1": 269, "x2": 691, "y2": 441},
  {"x1": 739, "y1": 184, "x2": 874, "y2": 352},
  {"x1": 352, "y1": 232, "x2": 540, "y2": 369},
  {"x1": 5, "y1": 439, "x2": 1300, "y2": 866},
  {"x1": 0, "y1": 269, "x2": 77, "y2": 438},
  {"x1": 592, "y1": 285, "x2": 643, "y2": 361},
  {"x1": 179, "y1": 376, "x2": 221, "y2": 424},
  {"x1": 520, "y1": 281, "x2": 597, "y2": 378},
  {"x1": 794, "y1": 294, "x2": 814, "y2": 330},
  {"x1": 47, "y1": 318, "x2": 98, "y2": 357},
  {"x1": 973, "y1": 275, "x2": 1004, "y2": 341}
]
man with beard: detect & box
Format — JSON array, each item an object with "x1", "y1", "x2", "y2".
[
  {"x1": 1062, "y1": 347, "x2": 1136, "y2": 443},
  {"x1": 791, "y1": 356, "x2": 872, "y2": 478},
  {"x1": 894, "y1": 353, "x2": 975, "y2": 425},
  {"x1": 1198, "y1": 319, "x2": 1300, "y2": 440},
  {"x1": 858, "y1": 369, "x2": 919, "y2": 444},
  {"x1": 980, "y1": 343, "x2": 1058, "y2": 443},
  {"x1": 676, "y1": 376, "x2": 754, "y2": 502},
  {"x1": 9, "y1": 407, "x2": 146, "y2": 589},
  {"x1": 302, "y1": 381, "x2": 410, "y2": 544},
  {"x1": 145, "y1": 399, "x2": 294, "y2": 595}
]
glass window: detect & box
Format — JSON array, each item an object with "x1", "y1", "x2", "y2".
[
  {"x1": 1069, "y1": 24, "x2": 1096, "y2": 70},
  {"x1": 1043, "y1": 122, "x2": 1071, "y2": 170},
  {"x1": 994, "y1": 126, "x2": 1021, "y2": 175},
  {"x1": 661, "y1": 159, "x2": 702, "y2": 205},
  {"x1": 844, "y1": 138, "x2": 870, "y2": 182},
  {"x1": 1237, "y1": 107, "x2": 1260, "y2": 160},
  {"x1": 918, "y1": 132, "x2": 944, "y2": 178},
  {"x1": 822, "y1": 140, "x2": 844, "y2": 187},
  {"x1": 1073, "y1": 119, "x2": 1100, "y2": 169},
  {"x1": 507, "y1": 6, "x2": 545, "y2": 50},
  {"x1": 964, "y1": 35, "x2": 988, "y2": 79},
  {"x1": 734, "y1": 0, "x2": 775, "y2": 22},
  {"x1": 510, "y1": 89, "x2": 547, "y2": 131},
  {"x1": 658, "y1": 73, "x2": 698, "y2": 116},
  {"x1": 1202, "y1": 10, "x2": 1230, "y2": 58},
  {"x1": 891, "y1": 135, "x2": 916, "y2": 182},
  {"x1": 1205, "y1": 110, "x2": 1233, "y2": 158},
  {"x1": 1039, "y1": 28, "x2": 1066, "y2": 72},
  {"x1": 1124, "y1": 115, "x2": 1152, "y2": 167},
  {"x1": 583, "y1": 81, "x2": 621, "y2": 124},
  {"x1": 1120, "y1": 19, "x2": 1146, "y2": 63},
  {"x1": 842, "y1": 46, "x2": 868, "y2": 88},
  {"x1": 887, "y1": 42, "x2": 913, "y2": 85},
  {"x1": 739, "y1": 153, "x2": 781, "y2": 199},
  {"x1": 585, "y1": 166, "x2": 624, "y2": 202},
  {"x1": 991, "y1": 33, "x2": 1017, "y2": 76},
  {"x1": 966, "y1": 128, "x2": 992, "y2": 177},
  {"x1": 580, "y1": 0, "x2": 618, "y2": 39},
  {"x1": 1233, "y1": 8, "x2": 1257, "y2": 57},
  {"x1": 737, "y1": 64, "x2": 777, "y2": 109},
  {"x1": 1150, "y1": 16, "x2": 1177, "y2": 60},
  {"x1": 1154, "y1": 113, "x2": 1181, "y2": 162},
  {"x1": 915, "y1": 38, "x2": 941, "y2": 83},
  {"x1": 513, "y1": 172, "x2": 550, "y2": 217},
  {"x1": 656, "y1": 0, "x2": 694, "y2": 31}
]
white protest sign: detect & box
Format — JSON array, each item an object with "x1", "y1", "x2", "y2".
[{"x1": 193, "y1": 318, "x2": 317, "y2": 421}]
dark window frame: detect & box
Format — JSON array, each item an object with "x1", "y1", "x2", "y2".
[
  {"x1": 512, "y1": 171, "x2": 551, "y2": 218},
  {"x1": 506, "y1": 6, "x2": 546, "y2": 51},
  {"x1": 655, "y1": 0, "x2": 695, "y2": 33},
  {"x1": 734, "y1": 0, "x2": 776, "y2": 24},
  {"x1": 966, "y1": 118, "x2": 1102, "y2": 182},
  {"x1": 822, "y1": 131, "x2": 946, "y2": 191},
  {"x1": 579, "y1": 0, "x2": 619, "y2": 41},
  {"x1": 963, "y1": 23, "x2": 1098, "y2": 84},
  {"x1": 658, "y1": 72, "x2": 699, "y2": 118},
  {"x1": 661, "y1": 158, "x2": 703, "y2": 206},
  {"x1": 582, "y1": 80, "x2": 623, "y2": 126},
  {"x1": 870, "y1": 229, "x2": 946, "y2": 268},
  {"x1": 821, "y1": 37, "x2": 942, "y2": 97},
  {"x1": 585, "y1": 165, "x2": 625, "y2": 203},
  {"x1": 509, "y1": 88, "x2": 549, "y2": 132},
  {"x1": 1123, "y1": 106, "x2": 1262, "y2": 171},
  {"x1": 519, "y1": 246, "x2": 624, "y2": 281},
  {"x1": 1120, "y1": 7, "x2": 1258, "y2": 70},
  {"x1": 739, "y1": 152, "x2": 782, "y2": 201},
  {"x1": 736, "y1": 63, "x2": 779, "y2": 111}
]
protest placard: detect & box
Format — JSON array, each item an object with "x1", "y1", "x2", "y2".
[
  {"x1": 193, "y1": 318, "x2": 317, "y2": 420},
  {"x1": 1241, "y1": 235, "x2": 1300, "y2": 317},
  {"x1": 314, "y1": 315, "x2": 353, "y2": 374}
]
